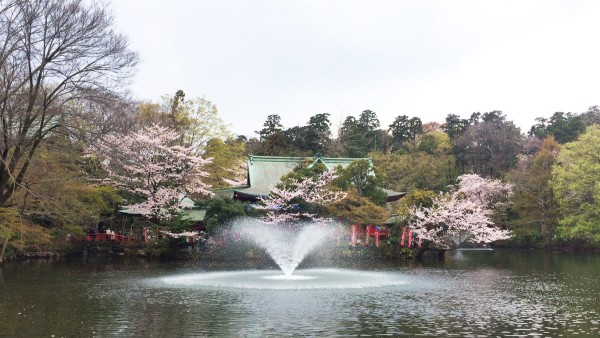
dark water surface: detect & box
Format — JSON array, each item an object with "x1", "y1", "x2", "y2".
[{"x1": 1, "y1": 249, "x2": 599, "y2": 337}]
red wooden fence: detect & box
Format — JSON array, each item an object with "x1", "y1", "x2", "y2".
[{"x1": 86, "y1": 233, "x2": 134, "y2": 243}]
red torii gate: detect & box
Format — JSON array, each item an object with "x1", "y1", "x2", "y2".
[
  {"x1": 350, "y1": 224, "x2": 419, "y2": 248},
  {"x1": 350, "y1": 224, "x2": 391, "y2": 247}
]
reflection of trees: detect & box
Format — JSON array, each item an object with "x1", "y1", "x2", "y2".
[
  {"x1": 2, "y1": 254, "x2": 600, "y2": 336},
  {"x1": 96, "y1": 282, "x2": 246, "y2": 336}
]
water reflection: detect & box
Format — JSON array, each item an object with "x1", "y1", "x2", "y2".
[{"x1": 0, "y1": 250, "x2": 599, "y2": 336}]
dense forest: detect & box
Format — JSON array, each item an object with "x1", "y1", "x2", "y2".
[{"x1": 1, "y1": 0, "x2": 599, "y2": 261}]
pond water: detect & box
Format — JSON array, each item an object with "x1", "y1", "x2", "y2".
[{"x1": 1, "y1": 249, "x2": 599, "y2": 337}]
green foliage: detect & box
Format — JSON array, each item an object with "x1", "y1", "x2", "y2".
[
  {"x1": 327, "y1": 190, "x2": 390, "y2": 225},
  {"x1": 254, "y1": 113, "x2": 333, "y2": 157},
  {"x1": 196, "y1": 197, "x2": 256, "y2": 234},
  {"x1": 14, "y1": 141, "x2": 123, "y2": 228},
  {"x1": 399, "y1": 247, "x2": 414, "y2": 259},
  {"x1": 550, "y1": 126, "x2": 600, "y2": 244},
  {"x1": 260, "y1": 132, "x2": 290, "y2": 156},
  {"x1": 529, "y1": 112, "x2": 586, "y2": 144},
  {"x1": 371, "y1": 151, "x2": 457, "y2": 193},
  {"x1": 506, "y1": 136, "x2": 560, "y2": 247},
  {"x1": 443, "y1": 114, "x2": 470, "y2": 140},
  {"x1": 442, "y1": 111, "x2": 523, "y2": 177},
  {"x1": 503, "y1": 224, "x2": 543, "y2": 248},
  {"x1": 137, "y1": 91, "x2": 232, "y2": 149},
  {"x1": 338, "y1": 116, "x2": 365, "y2": 157},
  {"x1": 333, "y1": 160, "x2": 387, "y2": 205},
  {"x1": 23, "y1": 182, "x2": 122, "y2": 228},
  {"x1": 388, "y1": 115, "x2": 423, "y2": 148},
  {"x1": 581, "y1": 105, "x2": 600, "y2": 125},
  {"x1": 137, "y1": 238, "x2": 173, "y2": 257},
  {"x1": 166, "y1": 92, "x2": 232, "y2": 148},
  {"x1": 0, "y1": 208, "x2": 55, "y2": 261},
  {"x1": 282, "y1": 126, "x2": 309, "y2": 154},
  {"x1": 49, "y1": 223, "x2": 87, "y2": 252},
  {"x1": 305, "y1": 113, "x2": 332, "y2": 154},
  {"x1": 0, "y1": 0, "x2": 138, "y2": 207},
  {"x1": 281, "y1": 113, "x2": 332, "y2": 156},
  {"x1": 358, "y1": 110, "x2": 381, "y2": 132},
  {"x1": 159, "y1": 214, "x2": 196, "y2": 233},
  {"x1": 168, "y1": 89, "x2": 187, "y2": 130},
  {"x1": 203, "y1": 138, "x2": 246, "y2": 188},
  {"x1": 0, "y1": 208, "x2": 19, "y2": 239},
  {"x1": 396, "y1": 189, "x2": 437, "y2": 218},
  {"x1": 415, "y1": 131, "x2": 452, "y2": 155},
  {"x1": 338, "y1": 110, "x2": 389, "y2": 156},
  {"x1": 257, "y1": 114, "x2": 284, "y2": 140},
  {"x1": 279, "y1": 159, "x2": 328, "y2": 184},
  {"x1": 1, "y1": 138, "x2": 124, "y2": 259},
  {"x1": 261, "y1": 159, "x2": 345, "y2": 222},
  {"x1": 137, "y1": 100, "x2": 166, "y2": 126}
]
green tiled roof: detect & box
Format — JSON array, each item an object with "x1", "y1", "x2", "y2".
[
  {"x1": 234, "y1": 155, "x2": 370, "y2": 197},
  {"x1": 232, "y1": 155, "x2": 406, "y2": 201}
]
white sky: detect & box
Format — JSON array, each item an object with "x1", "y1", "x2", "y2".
[{"x1": 111, "y1": 0, "x2": 600, "y2": 138}]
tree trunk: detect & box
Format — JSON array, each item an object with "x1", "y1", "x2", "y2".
[
  {"x1": 0, "y1": 236, "x2": 9, "y2": 263},
  {"x1": 541, "y1": 221, "x2": 554, "y2": 250}
]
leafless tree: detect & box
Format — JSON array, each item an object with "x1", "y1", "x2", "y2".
[
  {"x1": 65, "y1": 92, "x2": 140, "y2": 144},
  {"x1": 0, "y1": 0, "x2": 138, "y2": 206}
]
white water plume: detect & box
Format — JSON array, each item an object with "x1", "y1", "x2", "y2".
[{"x1": 234, "y1": 219, "x2": 336, "y2": 275}]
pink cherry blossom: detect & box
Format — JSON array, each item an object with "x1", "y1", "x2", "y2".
[
  {"x1": 409, "y1": 174, "x2": 512, "y2": 249},
  {"x1": 222, "y1": 160, "x2": 248, "y2": 187},
  {"x1": 256, "y1": 170, "x2": 347, "y2": 224},
  {"x1": 456, "y1": 174, "x2": 513, "y2": 211},
  {"x1": 91, "y1": 123, "x2": 212, "y2": 220}
]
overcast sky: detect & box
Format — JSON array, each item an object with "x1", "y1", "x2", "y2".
[{"x1": 111, "y1": 0, "x2": 600, "y2": 138}]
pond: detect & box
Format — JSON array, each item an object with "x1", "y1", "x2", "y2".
[{"x1": 0, "y1": 249, "x2": 599, "y2": 337}]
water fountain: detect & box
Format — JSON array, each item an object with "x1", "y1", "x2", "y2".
[
  {"x1": 234, "y1": 219, "x2": 335, "y2": 276},
  {"x1": 155, "y1": 218, "x2": 408, "y2": 290}
]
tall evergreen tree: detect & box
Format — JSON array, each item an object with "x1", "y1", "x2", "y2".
[
  {"x1": 257, "y1": 114, "x2": 284, "y2": 141},
  {"x1": 443, "y1": 114, "x2": 470, "y2": 140},
  {"x1": 305, "y1": 113, "x2": 332, "y2": 155},
  {"x1": 528, "y1": 112, "x2": 585, "y2": 144},
  {"x1": 389, "y1": 115, "x2": 423, "y2": 149}
]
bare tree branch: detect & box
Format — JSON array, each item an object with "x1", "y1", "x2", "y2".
[{"x1": 0, "y1": 0, "x2": 138, "y2": 205}]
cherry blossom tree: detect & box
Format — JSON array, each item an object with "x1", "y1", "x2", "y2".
[
  {"x1": 92, "y1": 124, "x2": 212, "y2": 221},
  {"x1": 409, "y1": 174, "x2": 512, "y2": 250},
  {"x1": 222, "y1": 160, "x2": 248, "y2": 187},
  {"x1": 456, "y1": 174, "x2": 513, "y2": 212},
  {"x1": 256, "y1": 170, "x2": 347, "y2": 224}
]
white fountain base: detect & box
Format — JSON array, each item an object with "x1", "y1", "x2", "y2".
[
  {"x1": 262, "y1": 274, "x2": 317, "y2": 281},
  {"x1": 153, "y1": 268, "x2": 408, "y2": 290}
]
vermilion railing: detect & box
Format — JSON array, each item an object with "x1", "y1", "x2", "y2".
[{"x1": 85, "y1": 233, "x2": 134, "y2": 243}]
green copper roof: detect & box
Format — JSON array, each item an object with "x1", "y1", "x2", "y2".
[{"x1": 235, "y1": 155, "x2": 370, "y2": 197}]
